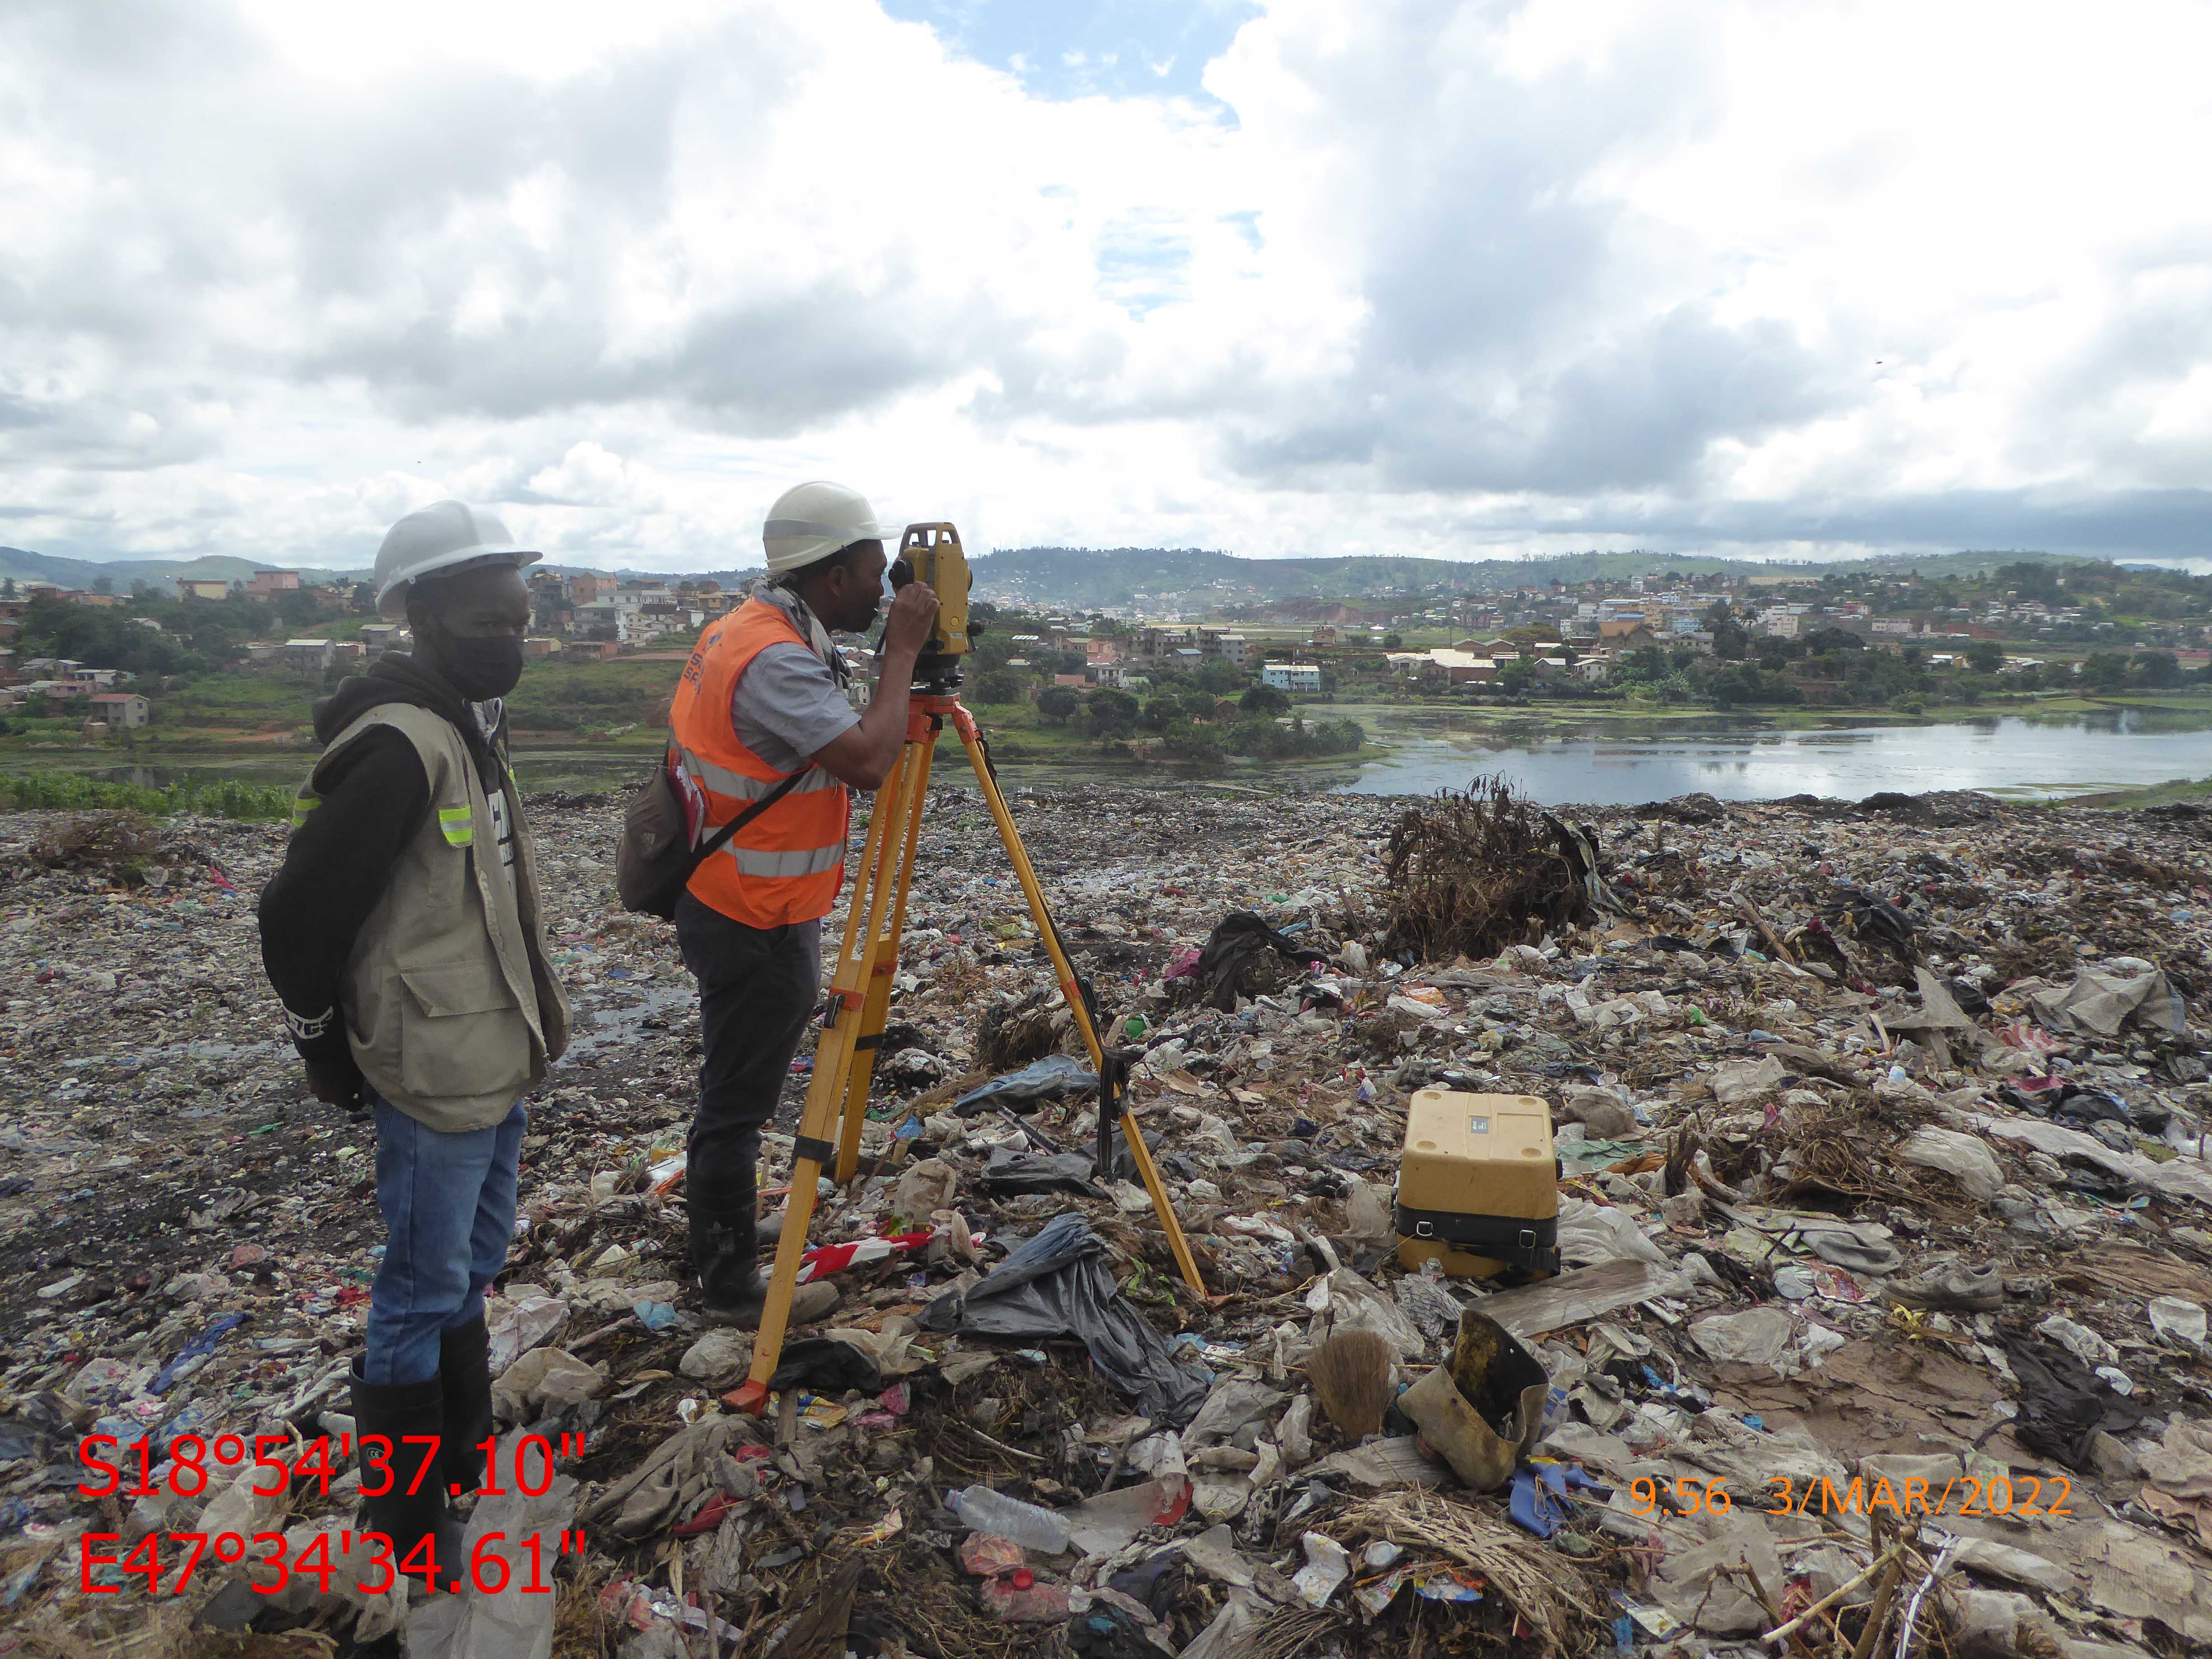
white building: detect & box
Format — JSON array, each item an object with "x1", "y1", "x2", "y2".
[
  {"x1": 1260, "y1": 662, "x2": 1322, "y2": 693},
  {"x1": 1756, "y1": 609, "x2": 1804, "y2": 639}
]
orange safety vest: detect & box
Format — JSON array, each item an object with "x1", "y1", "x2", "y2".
[{"x1": 666, "y1": 597, "x2": 853, "y2": 928}]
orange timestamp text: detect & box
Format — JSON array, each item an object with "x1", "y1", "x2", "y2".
[{"x1": 1626, "y1": 1472, "x2": 2073, "y2": 1520}]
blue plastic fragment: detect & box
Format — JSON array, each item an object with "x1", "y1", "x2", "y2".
[
  {"x1": 150, "y1": 1312, "x2": 248, "y2": 1394},
  {"x1": 1508, "y1": 1462, "x2": 1612, "y2": 1539}
]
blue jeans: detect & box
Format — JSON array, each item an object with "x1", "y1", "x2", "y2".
[{"x1": 364, "y1": 1091, "x2": 527, "y2": 1386}]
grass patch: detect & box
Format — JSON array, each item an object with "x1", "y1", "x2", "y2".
[
  {"x1": 157, "y1": 671, "x2": 324, "y2": 731},
  {"x1": 2067, "y1": 775, "x2": 2212, "y2": 809},
  {"x1": 0, "y1": 771, "x2": 294, "y2": 821},
  {"x1": 504, "y1": 657, "x2": 689, "y2": 732}
]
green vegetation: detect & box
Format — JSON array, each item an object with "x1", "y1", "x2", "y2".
[
  {"x1": 501, "y1": 658, "x2": 680, "y2": 732},
  {"x1": 1226, "y1": 712, "x2": 1365, "y2": 760},
  {"x1": 156, "y1": 672, "x2": 327, "y2": 733},
  {"x1": 2067, "y1": 775, "x2": 2212, "y2": 809},
  {"x1": 1, "y1": 770, "x2": 293, "y2": 820}
]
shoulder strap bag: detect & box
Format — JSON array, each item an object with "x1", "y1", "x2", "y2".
[{"x1": 615, "y1": 755, "x2": 813, "y2": 921}]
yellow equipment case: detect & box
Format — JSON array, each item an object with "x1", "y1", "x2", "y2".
[{"x1": 1393, "y1": 1089, "x2": 1561, "y2": 1279}]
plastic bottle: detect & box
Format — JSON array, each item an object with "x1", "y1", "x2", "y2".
[{"x1": 947, "y1": 1486, "x2": 1073, "y2": 1554}]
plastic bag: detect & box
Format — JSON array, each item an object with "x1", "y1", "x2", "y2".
[
  {"x1": 919, "y1": 1214, "x2": 1208, "y2": 1425},
  {"x1": 954, "y1": 1054, "x2": 1098, "y2": 1117}
]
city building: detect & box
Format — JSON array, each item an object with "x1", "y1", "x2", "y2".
[
  {"x1": 1260, "y1": 662, "x2": 1323, "y2": 693},
  {"x1": 89, "y1": 691, "x2": 150, "y2": 727},
  {"x1": 285, "y1": 639, "x2": 339, "y2": 672}
]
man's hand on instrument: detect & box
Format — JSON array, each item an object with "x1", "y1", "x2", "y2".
[{"x1": 881, "y1": 581, "x2": 940, "y2": 658}]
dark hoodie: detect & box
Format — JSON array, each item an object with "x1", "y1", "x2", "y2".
[{"x1": 257, "y1": 656, "x2": 510, "y2": 1090}]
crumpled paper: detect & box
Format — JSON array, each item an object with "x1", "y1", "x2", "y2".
[
  {"x1": 2030, "y1": 965, "x2": 2186, "y2": 1039},
  {"x1": 490, "y1": 1346, "x2": 607, "y2": 1422}
]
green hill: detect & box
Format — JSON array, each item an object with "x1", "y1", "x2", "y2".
[
  {"x1": 964, "y1": 545, "x2": 2097, "y2": 608},
  {"x1": 0, "y1": 547, "x2": 360, "y2": 590}
]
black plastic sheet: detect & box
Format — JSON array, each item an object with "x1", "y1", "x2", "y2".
[
  {"x1": 1192, "y1": 911, "x2": 1326, "y2": 1012},
  {"x1": 919, "y1": 1214, "x2": 1209, "y2": 1425},
  {"x1": 769, "y1": 1338, "x2": 883, "y2": 1395},
  {"x1": 952, "y1": 1053, "x2": 1098, "y2": 1117},
  {"x1": 1996, "y1": 1333, "x2": 2144, "y2": 1472}
]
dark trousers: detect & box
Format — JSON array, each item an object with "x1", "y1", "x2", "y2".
[{"x1": 675, "y1": 891, "x2": 822, "y2": 1302}]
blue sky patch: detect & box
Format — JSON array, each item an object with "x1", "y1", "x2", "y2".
[{"x1": 881, "y1": 0, "x2": 1260, "y2": 103}]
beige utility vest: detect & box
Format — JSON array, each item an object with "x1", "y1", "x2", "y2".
[{"x1": 302, "y1": 703, "x2": 571, "y2": 1133}]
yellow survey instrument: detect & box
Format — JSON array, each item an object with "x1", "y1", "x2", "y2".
[
  {"x1": 1394, "y1": 1089, "x2": 1561, "y2": 1279},
  {"x1": 891, "y1": 521, "x2": 971, "y2": 676}
]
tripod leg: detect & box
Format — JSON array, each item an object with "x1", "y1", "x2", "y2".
[
  {"x1": 949, "y1": 705, "x2": 1208, "y2": 1299},
  {"x1": 834, "y1": 724, "x2": 936, "y2": 1184},
  {"x1": 727, "y1": 738, "x2": 928, "y2": 1414},
  {"x1": 947, "y1": 707, "x2": 1099, "y2": 1064}
]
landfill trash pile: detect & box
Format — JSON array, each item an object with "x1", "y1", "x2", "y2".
[{"x1": 2, "y1": 778, "x2": 2210, "y2": 1659}]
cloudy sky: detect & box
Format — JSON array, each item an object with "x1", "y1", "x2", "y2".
[{"x1": 4, "y1": 0, "x2": 2209, "y2": 572}]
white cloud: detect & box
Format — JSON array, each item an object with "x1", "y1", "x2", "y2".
[{"x1": 0, "y1": 0, "x2": 2208, "y2": 571}]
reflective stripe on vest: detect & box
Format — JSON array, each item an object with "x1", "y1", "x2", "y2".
[
  {"x1": 665, "y1": 599, "x2": 852, "y2": 928},
  {"x1": 437, "y1": 806, "x2": 475, "y2": 847},
  {"x1": 726, "y1": 841, "x2": 848, "y2": 878},
  {"x1": 675, "y1": 744, "x2": 846, "y2": 801}
]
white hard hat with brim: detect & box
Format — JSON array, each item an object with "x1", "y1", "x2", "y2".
[
  {"x1": 374, "y1": 500, "x2": 542, "y2": 617},
  {"x1": 762, "y1": 480, "x2": 886, "y2": 576}
]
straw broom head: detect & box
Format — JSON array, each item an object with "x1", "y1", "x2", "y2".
[{"x1": 1306, "y1": 1327, "x2": 1393, "y2": 1440}]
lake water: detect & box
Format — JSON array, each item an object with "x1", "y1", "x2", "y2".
[
  {"x1": 1322, "y1": 704, "x2": 2212, "y2": 804},
  {"x1": 39, "y1": 704, "x2": 2212, "y2": 806}
]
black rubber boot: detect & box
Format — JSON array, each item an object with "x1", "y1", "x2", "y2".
[
  {"x1": 690, "y1": 1208, "x2": 759, "y2": 1314},
  {"x1": 693, "y1": 1209, "x2": 841, "y2": 1329},
  {"x1": 349, "y1": 1357, "x2": 465, "y2": 1593},
  {"x1": 437, "y1": 1317, "x2": 493, "y2": 1501}
]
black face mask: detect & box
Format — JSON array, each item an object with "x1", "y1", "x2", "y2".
[{"x1": 433, "y1": 630, "x2": 525, "y2": 700}]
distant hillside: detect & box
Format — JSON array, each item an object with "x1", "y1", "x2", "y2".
[
  {"x1": 966, "y1": 545, "x2": 2093, "y2": 609},
  {"x1": 0, "y1": 547, "x2": 359, "y2": 590},
  {"x1": 0, "y1": 544, "x2": 712, "y2": 592}
]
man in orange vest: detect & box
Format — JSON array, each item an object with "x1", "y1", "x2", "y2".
[{"x1": 666, "y1": 481, "x2": 939, "y2": 1327}]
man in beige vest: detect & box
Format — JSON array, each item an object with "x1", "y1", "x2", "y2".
[{"x1": 259, "y1": 501, "x2": 569, "y2": 1583}]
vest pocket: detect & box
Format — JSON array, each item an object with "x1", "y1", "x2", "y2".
[{"x1": 394, "y1": 957, "x2": 530, "y2": 1099}]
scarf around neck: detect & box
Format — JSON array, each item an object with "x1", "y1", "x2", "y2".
[{"x1": 759, "y1": 582, "x2": 853, "y2": 689}]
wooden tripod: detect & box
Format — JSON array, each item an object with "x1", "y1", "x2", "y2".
[{"x1": 726, "y1": 690, "x2": 1206, "y2": 1413}]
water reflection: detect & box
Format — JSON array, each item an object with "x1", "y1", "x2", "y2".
[{"x1": 1329, "y1": 709, "x2": 2211, "y2": 804}]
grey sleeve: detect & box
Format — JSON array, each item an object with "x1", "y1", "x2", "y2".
[{"x1": 731, "y1": 642, "x2": 861, "y2": 773}]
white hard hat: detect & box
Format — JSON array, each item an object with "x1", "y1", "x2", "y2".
[
  {"x1": 762, "y1": 480, "x2": 886, "y2": 576},
  {"x1": 374, "y1": 501, "x2": 541, "y2": 618}
]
